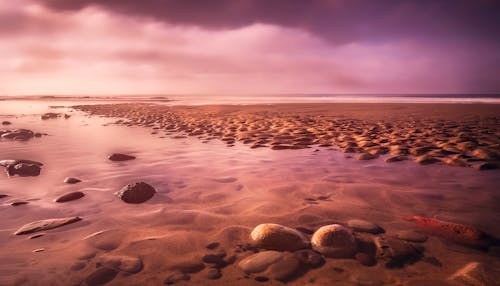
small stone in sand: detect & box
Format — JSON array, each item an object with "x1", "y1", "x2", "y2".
[
  {"x1": 250, "y1": 223, "x2": 308, "y2": 251},
  {"x1": 55, "y1": 191, "x2": 85, "y2": 203},
  {"x1": 2, "y1": 121, "x2": 11, "y2": 125},
  {"x1": 347, "y1": 219, "x2": 384, "y2": 234},
  {"x1": 14, "y1": 216, "x2": 82, "y2": 235},
  {"x1": 375, "y1": 236, "x2": 422, "y2": 268},
  {"x1": 238, "y1": 251, "x2": 283, "y2": 274},
  {"x1": 29, "y1": 233, "x2": 45, "y2": 239},
  {"x1": 206, "y1": 267, "x2": 222, "y2": 280},
  {"x1": 64, "y1": 177, "x2": 82, "y2": 184},
  {"x1": 206, "y1": 242, "x2": 220, "y2": 250},
  {"x1": 11, "y1": 201, "x2": 29, "y2": 206},
  {"x1": 107, "y1": 153, "x2": 136, "y2": 161},
  {"x1": 202, "y1": 251, "x2": 226, "y2": 264},
  {"x1": 396, "y1": 230, "x2": 428, "y2": 243},
  {"x1": 84, "y1": 267, "x2": 118, "y2": 286},
  {"x1": 311, "y1": 224, "x2": 357, "y2": 258},
  {"x1": 116, "y1": 182, "x2": 156, "y2": 204}
]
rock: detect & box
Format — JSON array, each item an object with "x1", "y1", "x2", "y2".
[
  {"x1": 293, "y1": 249, "x2": 324, "y2": 268},
  {"x1": 311, "y1": 224, "x2": 357, "y2": 258},
  {"x1": 385, "y1": 155, "x2": 409, "y2": 163},
  {"x1": 202, "y1": 251, "x2": 226, "y2": 264},
  {"x1": 41, "y1": 113, "x2": 60, "y2": 120},
  {"x1": 415, "y1": 155, "x2": 441, "y2": 165},
  {"x1": 64, "y1": 177, "x2": 82, "y2": 184},
  {"x1": 107, "y1": 153, "x2": 136, "y2": 161},
  {"x1": 347, "y1": 219, "x2": 384, "y2": 234},
  {"x1": 29, "y1": 233, "x2": 45, "y2": 239},
  {"x1": 1, "y1": 129, "x2": 34, "y2": 141},
  {"x1": 1, "y1": 121, "x2": 11, "y2": 125},
  {"x1": 206, "y1": 267, "x2": 222, "y2": 280},
  {"x1": 97, "y1": 254, "x2": 143, "y2": 273},
  {"x1": 170, "y1": 261, "x2": 205, "y2": 274},
  {"x1": 408, "y1": 216, "x2": 492, "y2": 249},
  {"x1": 267, "y1": 256, "x2": 301, "y2": 282},
  {"x1": 250, "y1": 223, "x2": 308, "y2": 251},
  {"x1": 357, "y1": 153, "x2": 378, "y2": 160},
  {"x1": 116, "y1": 182, "x2": 156, "y2": 204},
  {"x1": 375, "y1": 236, "x2": 422, "y2": 268},
  {"x1": 205, "y1": 242, "x2": 220, "y2": 250},
  {"x1": 71, "y1": 261, "x2": 86, "y2": 271},
  {"x1": 0, "y1": 159, "x2": 43, "y2": 167},
  {"x1": 255, "y1": 276, "x2": 269, "y2": 282},
  {"x1": 55, "y1": 191, "x2": 85, "y2": 203},
  {"x1": 14, "y1": 216, "x2": 82, "y2": 235},
  {"x1": 11, "y1": 201, "x2": 29, "y2": 206},
  {"x1": 449, "y1": 262, "x2": 499, "y2": 286},
  {"x1": 83, "y1": 267, "x2": 118, "y2": 286},
  {"x1": 396, "y1": 230, "x2": 428, "y2": 243},
  {"x1": 355, "y1": 252, "x2": 376, "y2": 266},
  {"x1": 0, "y1": 194, "x2": 7, "y2": 199},
  {"x1": 472, "y1": 162, "x2": 498, "y2": 171},
  {"x1": 6, "y1": 163, "x2": 41, "y2": 177},
  {"x1": 238, "y1": 251, "x2": 283, "y2": 273},
  {"x1": 164, "y1": 272, "x2": 190, "y2": 284}
]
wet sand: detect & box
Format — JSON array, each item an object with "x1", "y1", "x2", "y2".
[{"x1": 0, "y1": 101, "x2": 499, "y2": 286}]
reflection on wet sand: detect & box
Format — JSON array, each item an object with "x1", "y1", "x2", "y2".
[{"x1": 0, "y1": 101, "x2": 499, "y2": 285}]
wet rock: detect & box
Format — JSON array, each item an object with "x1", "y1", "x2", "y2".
[
  {"x1": 1, "y1": 121, "x2": 11, "y2": 125},
  {"x1": 14, "y1": 216, "x2": 82, "y2": 235},
  {"x1": 107, "y1": 153, "x2": 136, "y2": 161},
  {"x1": 0, "y1": 194, "x2": 7, "y2": 199},
  {"x1": 408, "y1": 216, "x2": 492, "y2": 249},
  {"x1": 206, "y1": 267, "x2": 222, "y2": 280},
  {"x1": 357, "y1": 153, "x2": 378, "y2": 160},
  {"x1": 293, "y1": 249, "x2": 324, "y2": 268},
  {"x1": 396, "y1": 230, "x2": 428, "y2": 243},
  {"x1": 97, "y1": 254, "x2": 143, "y2": 273},
  {"x1": 55, "y1": 191, "x2": 85, "y2": 203},
  {"x1": 41, "y1": 112, "x2": 61, "y2": 120},
  {"x1": 449, "y1": 262, "x2": 499, "y2": 286},
  {"x1": 267, "y1": 256, "x2": 301, "y2": 282},
  {"x1": 83, "y1": 267, "x2": 118, "y2": 286},
  {"x1": 238, "y1": 251, "x2": 283, "y2": 273},
  {"x1": 116, "y1": 182, "x2": 156, "y2": 204},
  {"x1": 415, "y1": 155, "x2": 441, "y2": 165},
  {"x1": 1, "y1": 129, "x2": 34, "y2": 141},
  {"x1": 170, "y1": 261, "x2": 205, "y2": 274},
  {"x1": 385, "y1": 155, "x2": 409, "y2": 163},
  {"x1": 355, "y1": 252, "x2": 376, "y2": 266},
  {"x1": 0, "y1": 159, "x2": 43, "y2": 167},
  {"x1": 375, "y1": 236, "x2": 422, "y2": 268},
  {"x1": 311, "y1": 224, "x2": 357, "y2": 258},
  {"x1": 6, "y1": 163, "x2": 41, "y2": 177},
  {"x1": 164, "y1": 272, "x2": 190, "y2": 285},
  {"x1": 64, "y1": 177, "x2": 82, "y2": 184},
  {"x1": 347, "y1": 219, "x2": 384, "y2": 234},
  {"x1": 250, "y1": 223, "x2": 308, "y2": 251},
  {"x1": 11, "y1": 201, "x2": 29, "y2": 206}
]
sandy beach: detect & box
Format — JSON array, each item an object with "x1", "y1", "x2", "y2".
[{"x1": 0, "y1": 100, "x2": 499, "y2": 286}]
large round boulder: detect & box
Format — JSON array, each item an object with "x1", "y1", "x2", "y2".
[
  {"x1": 116, "y1": 182, "x2": 156, "y2": 204},
  {"x1": 311, "y1": 224, "x2": 357, "y2": 258},
  {"x1": 250, "y1": 223, "x2": 308, "y2": 251}
]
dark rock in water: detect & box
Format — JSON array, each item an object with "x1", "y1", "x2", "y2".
[
  {"x1": 1, "y1": 129, "x2": 34, "y2": 141},
  {"x1": 293, "y1": 249, "x2": 324, "y2": 268},
  {"x1": 11, "y1": 201, "x2": 29, "y2": 206},
  {"x1": 14, "y1": 216, "x2": 82, "y2": 235},
  {"x1": 449, "y1": 262, "x2": 499, "y2": 286},
  {"x1": 107, "y1": 153, "x2": 136, "y2": 161},
  {"x1": 164, "y1": 272, "x2": 190, "y2": 285},
  {"x1": 408, "y1": 216, "x2": 493, "y2": 250},
  {"x1": 355, "y1": 253, "x2": 376, "y2": 266},
  {"x1": 375, "y1": 236, "x2": 422, "y2": 268},
  {"x1": 6, "y1": 163, "x2": 41, "y2": 177},
  {"x1": 55, "y1": 191, "x2": 85, "y2": 203},
  {"x1": 267, "y1": 256, "x2": 301, "y2": 282},
  {"x1": 0, "y1": 194, "x2": 8, "y2": 199},
  {"x1": 170, "y1": 261, "x2": 205, "y2": 274},
  {"x1": 347, "y1": 219, "x2": 384, "y2": 234},
  {"x1": 311, "y1": 224, "x2": 357, "y2": 258},
  {"x1": 206, "y1": 267, "x2": 222, "y2": 280},
  {"x1": 64, "y1": 177, "x2": 82, "y2": 184},
  {"x1": 206, "y1": 242, "x2": 220, "y2": 250},
  {"x1": 84, "y1": 267, "x2": 118, "y2": 286},
  {"x1": 2, "y1": 121, "x2": 11, "y2": 125},
  {"x1": 116, "y1": 182, "x2": 156, "y2": 204}
]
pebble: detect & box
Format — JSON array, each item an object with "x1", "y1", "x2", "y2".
[
  {"x1": 11, "y1": 201, "x2": 29, "y2": 206},
  {"x1": 55, "y1": 191, "x2": 85, "y2": 203},
  {"x1": 206, "y1": 267, "x2": 222, "y2": 279},
  {"x1": 14, "y1": 216, "x2": 82, "y2": 235},
  {"x1": 205, "y1": 242, "x2": 220, "y2": 250},
  {"x1": 84, "y1": 267, "x2": 118, "y2": 286},
  {"x1": 64, "y1": 177, "x2": 82, "y2": 184},
  {"x1": 311, "y1": 224, "x2": 357, "y2": 258},
  {"x1": 347, "y1": 219, "x2": 384, "y2": 234},
  {"x1": 202, "y1": 251, "x2": 226, "y2": 264},
  {"x1": 238, "y1": 251, "x2": 283, "y2": 273},
  {"x1": 2, "y1": 121, "x2": 11, "y2": 125},
  {"x1": 250, "y1": 223, "x2": 308, "y2": 251},
  {"x1": 375, "y1": 236, "x2": 422, "y2": 268},
  {"x1": 116, "y1": 182, "x2": 156, "y2": 204},
  {"x1": 107, "y1": 153, "x2": 136, "y2": 161},
  {"x1": 396, "y1": 230, "x2": 428, "y2": 243}
]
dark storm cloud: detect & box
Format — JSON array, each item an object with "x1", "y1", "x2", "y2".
[{"x1": 40, "y1": 0, "x2": 500, "y2": 44}]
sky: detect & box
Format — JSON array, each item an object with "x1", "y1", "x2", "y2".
[{"x1": 1, "y1": 0, "x2": 499, "y2": 95}]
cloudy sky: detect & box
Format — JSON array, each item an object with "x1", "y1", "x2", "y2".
[{"x1": 1, "y1": 0, "x2": 499, "y2": 95}]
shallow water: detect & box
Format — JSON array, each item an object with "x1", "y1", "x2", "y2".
[{"x1": 0, "y1": 100, "x2": 499, "y2": 285}]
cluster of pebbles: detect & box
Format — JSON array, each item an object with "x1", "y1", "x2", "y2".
[{"x1": 73, "y1": 103, "x2": 500, "y2": 170}]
